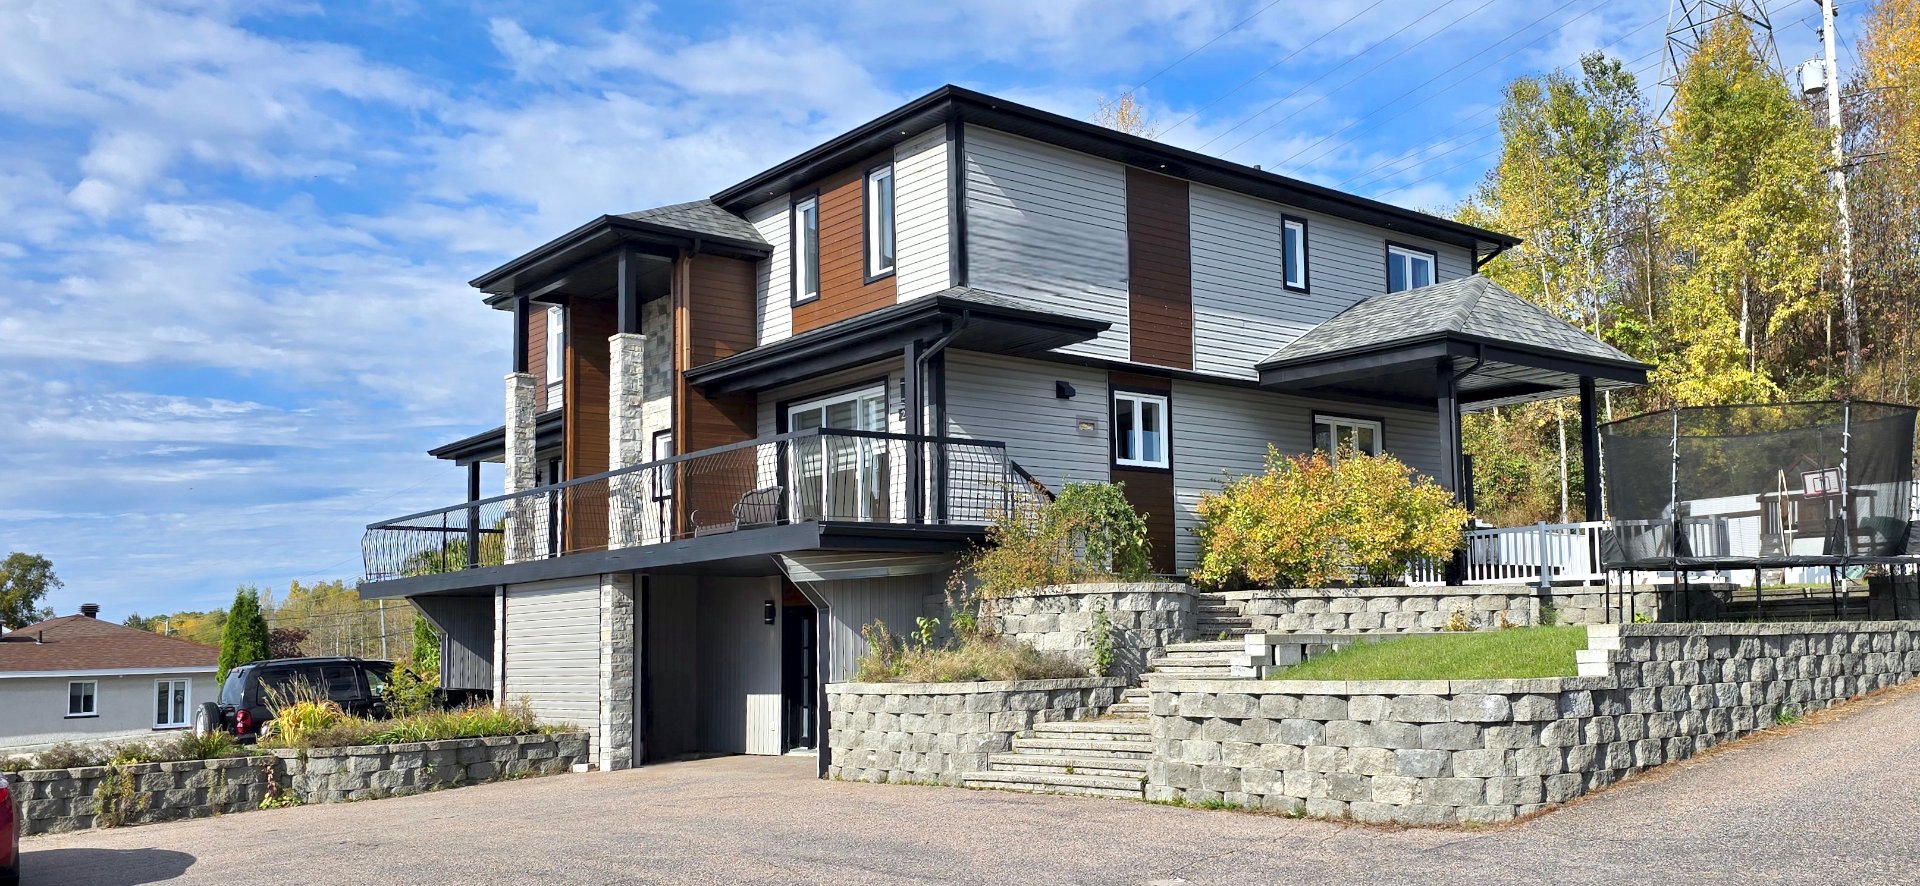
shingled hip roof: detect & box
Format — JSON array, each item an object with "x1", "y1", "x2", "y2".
[
  {"x1": 1259, "y1": 275, "x2": 1642, "y2": 370},
  {"x1": 0, "y1": 615, "x2": 217, "y2": 675},
  {"x1": 616, "y1": 199, "x2": 766, "y2": 246}
]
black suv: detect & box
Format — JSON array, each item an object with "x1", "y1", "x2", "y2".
[{"x1": 196, "y1": 657, "x2": 394, "y2": 741}]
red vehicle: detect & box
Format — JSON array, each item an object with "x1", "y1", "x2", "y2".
[{"x1": 1, "y1": 770, "x2": 19, "y2": 885}]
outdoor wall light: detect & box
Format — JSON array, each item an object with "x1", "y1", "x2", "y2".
[
  {"x1": 1055, "y1": 381, "x2": 1076, "y2": 399},
  {"x1": 764, "y1": 600, "x2": 777, "y2": 625}
]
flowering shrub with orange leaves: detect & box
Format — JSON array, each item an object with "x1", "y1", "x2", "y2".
[{"x1": 1192, "y1": 446, "x2": 1469, "y2": 589}]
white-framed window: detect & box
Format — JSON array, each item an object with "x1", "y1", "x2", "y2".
[
  {"x1": 787, "y1": 385, "x2": 891, "y2": 522},
  {"x1": 1113, "y1": 391, "x2": 1170, "y2": 469},
  {"x1": 1386, "y1": 244, "x2": 1436, "y2": 293},
  {"x1": 67, "y1": 680, "x2": 97, "y2": 718},
  {"x1": 155, "y1": 679, "x2": 190, "y2": 729},
  {"x1": 1282, "y1": 215, "x2": 1309, "y2": 292},
  {"x1": 793, "y1": 196, "x2": 820, "y2": 304},
  {"x1": 1314, "y1": 414, "x2": 1383, "y2": 462},
  {"x1": 545, "y1": 305, "x2": 566, "y2": 404},
  {"x1": 865, "y1": 165, "x2": 895, "y2": 278}
]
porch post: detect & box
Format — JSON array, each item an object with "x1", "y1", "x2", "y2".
[
  {"x1": 1436, "y1": 359, "x2": 1461, "y2": 496},
  {"x1": 904, "y1": 339, "x2": 924, "y2": 523},
  {"x1": 466, "y1": 461, "x2": 482, "y2": 569},
  {"x1": 504, "y1": 372, "x2": 538, "y2": 563},
  {"x1": 512, "y1": 295, "x2": 530, "y2": 374},
  {"x1": 608, "y1": 249, "x2": 649, "y2": 549},
  {"x1": 1580, "y1": 376, "x2": 1602, "y2": 522}
]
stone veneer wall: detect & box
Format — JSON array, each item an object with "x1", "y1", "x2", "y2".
[
  {"x1": 14, "y1": 732, "x2": 588, "y2": 836},
  {"x1": 826, "y1": 678, "x2": 1127, "y2": 785},
  {"x1": 1146, "y1": 622, "x2": 1919, "y2": 824},
  {"x1": 1214, "y1": 586, "x2": 1544, "y2": 633},
  {"x1": 993, "y1": 583, "x2": 1194, "y2": 681}
]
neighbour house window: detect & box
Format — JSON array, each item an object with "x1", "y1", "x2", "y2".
[
  {"x1": 1113, "y1": 391, "x2": 1170, "y2": 469},
  {"x1": 1282, "y1": 216, "x2": 1309, "y2": 292},
  {"x1": 155, "y1": 679, "x2": 190, "y2": 729},
  {"x1": 68, "y1": 680, "x2": 97, "y2": 717},
  {"x1": 545, "y1": 305, "x2": 566, "y2": 405},
  {"x1": 1386, "y1": 244, "x2": 1436, "y2": 293},
  {"x1": 794, "y1": 196, "x2": 820, "y2": 304},
  {"x1": 865, "y1": 165, "x2": 896, "y2": 278},
  {"x1": 1314, "y1": 415, "x2": 1383, "y2": 462}
]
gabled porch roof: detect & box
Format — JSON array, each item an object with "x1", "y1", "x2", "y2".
[{"x1": 1256, "y1": 275, "x2": 1649, "y2": 410}]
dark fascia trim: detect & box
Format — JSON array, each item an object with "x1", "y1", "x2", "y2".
[
  {"x1": 709, "y1": 85, "x2": 1521, "y2": 255},
  {"x1": 790, "y1": 190, "x2": 821, "y2": 307},
  {"x1": 1258, "y1": 335, "x2": 1651, "y2": 387},
  {"x1": 1281, "y1": 214, "x2": 1310, "y2": 294},
  {"x1": 861, "y1": 160, "x2": 897, "y2": 284},
  {"x1": 473, "y1": 215, "x2": 770, "y2": 302},
  {"x1": 356, "y1": 522, "x2": 984, "y2": 599},
  {"x1": 1384, "y1": 240, "x2": 1441, "y2": 292},
  {"x1": 684, "y1": 293, "x2": 1110, "y2": 394},
  {"x1": 428, "y1": 409, "x2": 564, "y2": 465}
]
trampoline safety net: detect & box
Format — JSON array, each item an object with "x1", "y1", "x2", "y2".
[{"x1": 1599, "y1": 402, "x2": 1919, "y2": 569}]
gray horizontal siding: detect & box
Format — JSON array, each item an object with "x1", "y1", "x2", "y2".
[
  {"x1": 943, "y1": 350, "x2": 1109, "y2": 493},
  {"x1": 1170, "y1": 379, "x2": 1444, "y2": 573},
  {"x1": 749, "y1": 195, "x2": 791, "y2": 346},
  {"x1": 502, "y1": 579, "x2": 601, "y2": 753},
  {"x1": 963, "y1": 126, "x2": 1130, "y2": 362},
  {"x1": 894, "y1": 125, "x2": 950, "y2": 300}
]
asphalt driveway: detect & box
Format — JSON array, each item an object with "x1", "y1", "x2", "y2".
[{"x1": 22, "y1": 681, "x2": 1920, "y2": 885}]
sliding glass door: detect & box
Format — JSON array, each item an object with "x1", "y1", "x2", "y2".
[{"x1": 787, "y1": 386, "x2": 890, "y2": 522}]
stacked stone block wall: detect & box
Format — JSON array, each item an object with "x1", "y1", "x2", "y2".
[
  {"x1": 1215, "y1": 586, "x2": 1543, "y2": 633},
  {"x1": 14, "y1": 732, "x2": 588, "y2": 836},
  {"x1": 826, "y1": 678, "x2": 1126, "y2": 785},
  {"x1": 1147, "y1": 622, "x2": 1919, "y2": 824},
  {"x1": 992, "y1": 583, "x2": 1193, "y2": 681}
]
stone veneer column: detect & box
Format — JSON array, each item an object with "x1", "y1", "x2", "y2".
[
  {"x1": 503, "y1": 372, "x2": 538, "y2": 563},
  {"x1": 606, "y1": 333, "x2": 647, "y2": 549},
  {"x1": 598, "y1": 573, "x2": 637, "y2": 770}
]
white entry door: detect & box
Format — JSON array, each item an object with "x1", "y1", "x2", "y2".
[{"x1": 787, "y1": 386, "x2": 890, "y2": 522}]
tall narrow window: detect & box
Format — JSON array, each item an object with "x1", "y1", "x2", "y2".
[
  {"x1": 794, "y1": 196, "x2": 820, "y2": 304},
  {"x1": 1314, "y1": 414, "x2": 1383, "y2": 463},
  {"x1": 1282, "y1": 215, "x2": 1309, "y2": 292},
  {"x1": 545, "y1": 305, "x2": 565, "y2": 405},
  {"x1": 865, "y1": 165, "x2": 895, "y2": 278},
  {"x1": 1113, "y1": 391, "x2": 1170, "y2": 469},
  {"x1": 155, "y1": 679, "x2": 190, "y2": 728},
  {"x1": 68, "y1": 680, "x2": 97, "y2": 717},
  {"x1": 1386, "y1": 244, "x2": 1436, "y2": 293}
]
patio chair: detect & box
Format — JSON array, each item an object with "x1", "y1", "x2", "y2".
[{"x1": 691, "y1": 486, "x2": 785, "y2": 537}]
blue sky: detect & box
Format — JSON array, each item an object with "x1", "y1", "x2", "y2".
[{"x1": 0, "y1": 0, "x2": 1834, "y2": 620}]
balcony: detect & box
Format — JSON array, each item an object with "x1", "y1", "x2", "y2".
[{"x1": 361, "y1": 429, "x2": 1040, "y2": 584}]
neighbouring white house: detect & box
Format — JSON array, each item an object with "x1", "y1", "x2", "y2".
[{"x1": 0, "y1": 604, "x2": 218, "y2": 754}]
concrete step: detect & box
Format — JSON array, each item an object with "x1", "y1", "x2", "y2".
[
  {"x1": 1153, "y1": 651, "x2": 1239, "y2": 665},
  {"x1": 961, "y1": 770, "x2": 1145, "y2": 799},
  {"x1": 1163, "y1": 640, "x2": 1245, "y2": 654},
  {"x1": 1146, "y1": 666, "x2": 1235, "y2": 679},
  {"x1": 986, "y1": 754, "x2": 1150, "y2": 778},
  {"x1": 1031, "y1": 719, "x2": 1149, "y2": 739},
  {"x1": 1106, "y1": 702, "x2": 1149, "y2": 716},
  {"x1": 1010, "y1": 736, "x2": 1155, "y2": 759},
  {"x1": 1121, "y1": 686, "x2": 1150, "y2": 700}
]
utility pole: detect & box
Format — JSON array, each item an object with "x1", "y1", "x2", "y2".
[
  {"x1": 378, "y1": 599, "x2": 389, "y2": 659},
  {"x1": 1819, "y1": 0, "x2": 1859, "y2": 379}
]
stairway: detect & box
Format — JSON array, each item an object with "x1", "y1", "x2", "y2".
[{"x1": 1194, "y1": 592, "x2": 1253, "y2": 637}]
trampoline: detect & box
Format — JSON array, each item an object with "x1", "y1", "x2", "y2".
[{"x1": 1597, "y1": 401, "x2": 1920, "y2": 621}]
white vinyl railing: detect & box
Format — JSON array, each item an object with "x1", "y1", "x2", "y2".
[{"x1": 1458, "y1": 521, "x2": 1608, "y2": 587}]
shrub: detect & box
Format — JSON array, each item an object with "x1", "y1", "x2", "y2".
[
  {"x1": 1193, "y1": 446, "x2": 1469, "y2": 589},
  {"x1": 259, "y1": 700, "x2": 550, "y2": 750},
  {"x1": 263, "y1": 699, "x2": 351, "y2": 748},
  {"x1": 853, "y1": 622, "x2": 1086, "y2": 683},
  {"x1": 2, "y1": 732, "x2": 262, "y2": 773},
  {"x1": 963, "y1": 481, "x2": 1152, "y2": 602}
]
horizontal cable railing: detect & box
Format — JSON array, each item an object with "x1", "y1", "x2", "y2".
[{"x1": 363, "y1": 429, "x2": 1018, "y2": 582}]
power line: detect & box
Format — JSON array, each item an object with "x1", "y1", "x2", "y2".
[
  {"x1": 1277, "y1": 0, "x2": 1600, "y2": 170},
  {"x1": 1161, "y1": 0, "x2": 1390, "y2": 137},
  {"x1": 1123, "y1": 0, "x2": 1290, "y2": 98},
  {"x1": 1196, "y1": 0, "x2": 1468, "y2": 151},
  {"x1": 1220, "y1": 0, "x2": 1508, "y2": 156}
]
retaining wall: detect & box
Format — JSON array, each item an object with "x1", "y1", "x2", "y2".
[
  {"x1": 825, "y1": 678, "x2": 1127, "y2": 785},
  {"x1": 12, "y1": 732, "x2": 588, "y2": 836},
  {"x1": 993, "y1": 583, "x2": 1194, "y2": 681},
  {"x1": 1214, "y1": 586, "x2": 1543, "y2": 633},
  {"x1": 1146, "y1": 622, "x2": 1919, "y2": 824}
]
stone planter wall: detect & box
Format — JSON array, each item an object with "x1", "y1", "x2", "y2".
[
  {"x1": 825, "y1": 678, "x2": 1127, "y2": 785},
  {"x1": 1213, "y1": 586, "x2": 1542, "y2": 633},
  {"x1": 1146, "y1": 621, "x2": 1919, "y2": 825},
  {"x1": 12, "y1": 731, "x2": 588, "y2": 836},
  {"x1": 992, "y1": 583, "x2": 1194, "y2": 681}
]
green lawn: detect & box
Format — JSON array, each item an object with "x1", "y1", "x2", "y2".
[{"x1": 1268, "y1": 626, "x2": 1589, "y2": 682}]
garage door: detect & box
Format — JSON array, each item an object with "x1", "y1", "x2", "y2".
[{"x1": 503, "y1": 579, "x2": 600, "y2": 758}]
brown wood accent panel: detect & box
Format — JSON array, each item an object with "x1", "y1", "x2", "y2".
[
  {"x1": 1108, "y1": 370, "x2": 1175, "y2": 574},
  {"x1": 793, "y1": 155, "x2": 896, "y2": 334},
  {"x1": 1125, "y1": 168, "x2": 1193, "y2": 370},
  {"x1": 525, "y1": 305, "x2": 548, "y2": 411},
  {"x1": 674, "y1": 254, "x2": 760, "y2": 535},
  {"x1": 564, "y1": 298, "x2": 614, "y2": 552}
]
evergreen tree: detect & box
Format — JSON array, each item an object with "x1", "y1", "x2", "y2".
[{"x1": 217, "y1": 587, "x2": 271, "y2": 683}]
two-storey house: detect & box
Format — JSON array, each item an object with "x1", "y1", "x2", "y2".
[{"x1": 358, "y1": 86, "x2": 1648, "y2": 772}]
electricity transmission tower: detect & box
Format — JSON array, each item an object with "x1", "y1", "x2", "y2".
[{"x1": 1659, "y1": 0, "x2": 1783, "y2": 117}]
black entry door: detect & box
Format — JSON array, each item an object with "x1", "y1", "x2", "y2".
[{"x1": 781, "y1": 603, "x2": 818, "y2": 751}]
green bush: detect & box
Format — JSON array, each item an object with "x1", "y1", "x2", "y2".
[
  {"x1": 1193, "y1": 446, "x2": 1469, "y2": 589},
  {"x1": 963, "y1": 481, "x2": 1152, "y2": 601},
  {"x1": 260, "y1": 700, "x2": 550, "y2": 750},
  {"x1": 853, "y1": 621, "x2": 1086, "y2": 683}
]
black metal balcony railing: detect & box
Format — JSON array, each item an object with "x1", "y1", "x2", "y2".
[{"x1": 362, "y1": 429, "x2": 1037, "y2": 582}]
